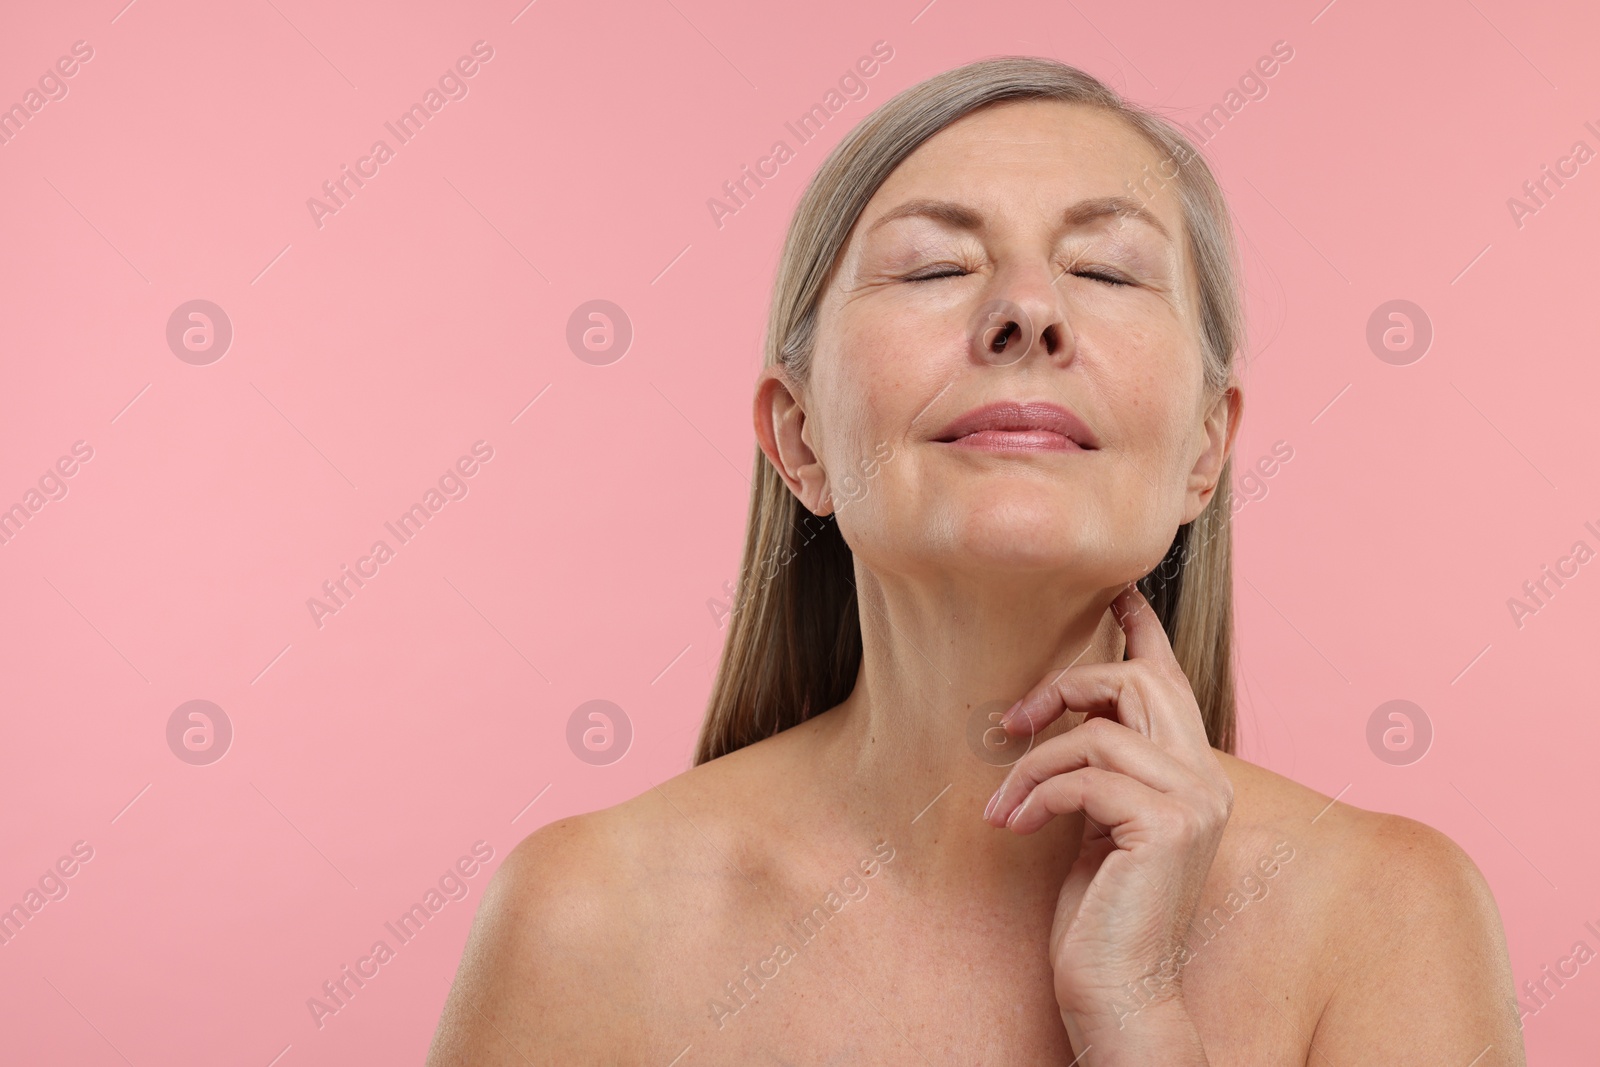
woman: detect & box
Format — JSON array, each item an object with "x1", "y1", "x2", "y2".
[{"x1": 427, "y1": 56, "x2": 1524, "y2": 1065}]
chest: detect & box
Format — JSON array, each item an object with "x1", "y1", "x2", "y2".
[
  {"x1": 625, "y1": 888, "x2": 1317, "y2": 1066},
  {"x1": 658, "y1": 912, "x2": 1074, "y2": 1065}
]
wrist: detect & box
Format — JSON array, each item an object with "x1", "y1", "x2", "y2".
[{"x1": 1061, "y1": 998, "x2": 1208, "y2": 1066}]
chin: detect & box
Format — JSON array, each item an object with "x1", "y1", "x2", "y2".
[
  {"x1": 950, "y1": 492, "x2": 1078, "y2": 537},
  {"x1": 942, "y1": 512, "x2": 1103, "y2": 572}
]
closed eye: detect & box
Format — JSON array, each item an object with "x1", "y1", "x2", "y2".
[
  {"x1": 907, "y1": 266, "x2": 1132, "y2": 286},
  {"x1": 905, "y1": 266, "x2": 970, "y2": 282},
  {"x1": 1070, "y1": 269, "x2": 1131, "y2": 287}
]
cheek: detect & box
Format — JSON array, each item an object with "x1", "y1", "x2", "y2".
[
  {"x1": 813, "y1": 378, "x2": 891, "y2": 477},
  {"x1": 1105, "y1": 372, "x2": 1191, "y2": 454},
  {"x1": 831, "y1": 455, "x2": 930, "y2": 561},
  {"x1": 1092, "y1": 367, "x2": 1208, "y2": 556},
  {"x1": 1099, "y1": 335, "x2": 1205, "y2": 465},
  {"x1": 814, "y1": 323, "x2": 934, "y2": 469}
]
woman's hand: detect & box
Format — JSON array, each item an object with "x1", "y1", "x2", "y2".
[{"x1": 981, "y1": 584, "x2": 1232, "y2": 1064}]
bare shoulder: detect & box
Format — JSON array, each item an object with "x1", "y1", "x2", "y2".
[
  {"x1": 1213, "y1": 749, "x2": 1508, "y2": 936},
  {"x1": 1211, "y1": 750, "x2": 1525, "y2": 1064},
  {"x1": 1214, "y1": 749, "x2": 1507, "y2": 921},
  {"x1": 422, "y1": 804, "x2": 648, "y2": 1065},
  {"x1": 425, "y1": 740, "x2": 798, "y2": 1066}
]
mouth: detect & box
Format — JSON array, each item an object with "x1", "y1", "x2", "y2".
[{"x1": 931, "y1": 401, "x2": 1099, "y2": 453}]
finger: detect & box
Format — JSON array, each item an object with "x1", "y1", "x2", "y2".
[
  {"x1": 1004, "y1": 589, "x2": 1209, "y2": 749},
  {"x1": 984, "y1": 717, "x2": 1204, "y2": 827},
  {"x1": 1110, "y1": 583, "x2": 1180, "y2": 671},
  {"x1": 1003, "y1": 661, "x2": 1207, "y2": 754},
  {"x1": 1003, "y1": 765, "x2": 1169, "y2": 838},
  {"x1": 1106, "y1": 584, "x2": 1214, "y2": 750},
  {"x1": 1002, "y1": 660, "x2": 1149, "y2": 737},
  {"x1": 998, "y1": 584, "x2": 1176, "y2": 736}
]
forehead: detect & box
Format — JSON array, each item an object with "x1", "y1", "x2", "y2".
[{"x1": 857, "y1": 99, "x2": 1182, "y2": 239}]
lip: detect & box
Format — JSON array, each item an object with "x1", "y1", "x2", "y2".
[{"x1": 932, "y1": 401, "x2": 1099, "y2": 452}]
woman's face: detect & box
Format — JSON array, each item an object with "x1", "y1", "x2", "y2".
[{"x1": 761, "y1": 99, "x2": 1239, "y2": 590}]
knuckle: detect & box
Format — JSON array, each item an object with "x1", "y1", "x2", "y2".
[
  {"x1": 1153, "y1": 805, "x2": 1192, "y2": 839},
  {"x1": 1077, "y1": 715, "x2": 1115, "y2": 741},
  {"x1": 1044, "y1": 774, "x2": 1075, "y2": 806},
  {"x1": 1153, "y1": 659, "x2": 1185, "y2": 687},
  {"x1": 1015, "y1": 735, "x2": 1067, "y2": 782},
  {"x1": 1006, "y1": 750, "x2": 1040, "y2": 788},
  {"x1": 1174, "y1": 800, "x2": 1221, "y2": 842},
  {"x1": 1208, "y1": 768, "x2": 1237, "y2": 818},
  {"x1": 1131, "y1": 664, "x2": 1175, "y2": 701},
  {"x1": 1065, "y1": 768, "x2": 1103, "y2": 806},
  {"x1": 1201, "y1": 789, "x2": 1233, "y2": 831}
]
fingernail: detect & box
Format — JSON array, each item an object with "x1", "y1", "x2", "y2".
[
  {"x1": 999, "y1": 699, "x2": 1022, "y2": 726},
  {"x1": 1005, "y1": 803, "x2": 1022, "y2": 829},
  {"x1": 983, "y1": 790, "x2": 999, "y2": 822}
]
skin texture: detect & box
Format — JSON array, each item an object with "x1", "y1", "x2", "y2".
[{"x1": 426, "y1": 100, "x2": 1526, "y2": 1065}]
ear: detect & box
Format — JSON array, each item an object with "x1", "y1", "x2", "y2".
[
  {"x1": 1182, "y1": 380, "x2": 1243, "y2": 524},
  {"x1": 754, "y1": 364, "x2": 835, "y2": 516}
]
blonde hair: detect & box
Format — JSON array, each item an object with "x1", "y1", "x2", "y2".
[{"x1": 695, "y1": 55, "x2": 1244, "y2": 765}]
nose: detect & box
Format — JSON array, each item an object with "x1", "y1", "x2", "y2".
[{"x1": 966, "y1": 261, "x2": 1075, "y2": 368}]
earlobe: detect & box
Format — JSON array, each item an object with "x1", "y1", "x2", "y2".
[
  {"x1": 796, "y1": 417, "x2": 837, "y2": 517},
  {"x1": 1185, "y1": 383, "x2": 1243, "y2": 520},
  {"x1": 753, "y1": 367, "x2": 834, "y2": 516}
]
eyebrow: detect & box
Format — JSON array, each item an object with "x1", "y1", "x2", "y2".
[{"x1": 865, "y1": 194, "x2": 1173, "y2": 243}]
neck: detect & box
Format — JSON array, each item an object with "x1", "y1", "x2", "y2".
[{"x1": 815, "y1": 562, "x2": 1129, "y2": 897}]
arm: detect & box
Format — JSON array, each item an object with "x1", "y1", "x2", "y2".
[{"x1": 1309, "y1": 814, "x2": 1526, "y2": 1065}]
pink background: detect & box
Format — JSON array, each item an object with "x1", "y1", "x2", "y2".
[{"x1": 2, "y1": 0, "x2": 1596, "y2": 1062}]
